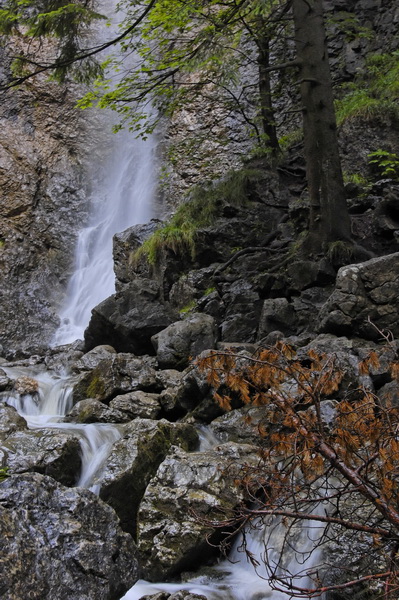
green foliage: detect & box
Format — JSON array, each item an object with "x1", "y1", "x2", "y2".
[
  {"x1": 327, "y1": 11, "x2": 374, "y2": 42},
  {"x1": 343, "y1": 172, "x2": 370, "y2": 187},
  {"x1": 134, "y1": 169, "x2": 257, "y2": 265},
  {"x1": 278, "y1": 128, "x2": 303, "y2": 152},
  {"x1": 0, "y1": 467, "x2": 9, "y2": 482},
  {"x1": 368, "y1": 149, "x2": 399, "y2": 179},
  {"x1": 326, "y1": 240, "x2": 355, "y2": 267},
  {"x1": 336, "y1": 52, "x2": 399, "y2": 126}
]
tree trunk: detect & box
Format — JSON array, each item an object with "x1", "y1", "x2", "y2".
[{"x1": 292, "y1": 0, "x2": 351, "y2": 251}]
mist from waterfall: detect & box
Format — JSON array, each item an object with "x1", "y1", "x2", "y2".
[{"x1": 52, "y1": 126, "x2": 157, "y2": 346}]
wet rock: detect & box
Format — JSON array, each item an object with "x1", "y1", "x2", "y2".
[
  {"x1": 94, "y1": 418, "x2": 198, "y2": 535},
  {"x1": 220, "y1": 280, "x2": 262, "y2": 342},
  {"x1": 152, "y1": 313, "x2": 218, "y2": 370},
  {"x1": 109, "y1": 391, "x2": 162, "y2": 420},
  {"x1": 0, "y1": 473, "x2": 139, "y2": 600},
  {"x1": 137, "y1": 442, "x2": 259, "y2": 580},
  {"x1": 318, "y1": 253, "x2": 399, "y2": 339},
  {"x1": 84, "y1": 279, "x2": 179, "y2": 354},
  {"x1": 65, "y1": 398, "x2": 129, "y2": 424},
  {"x1": 257, "y1": 298, "x2": 296, "y2": 339},
  {"x1": 71, "y1": 344, "x2": 117, "y2": 372},
  {"x1": 377, "y1": 380, "x2": 399, "y2": 409},
  {"x1": 158, "y1": 365, "x2": 209, "y2": 416},
  {"x1": 209, "y1": 406, "x2": 272, "y2": 445},
  {"x1": 0, "y1": 368, "x2": 11, "y2": 391},
  {"x1": 1, "y1": 428, "x2": 81, "y2": 486},
  {"x1": 0, "y1": 403, "x2": 27, "y2": 438},
  {"x1": 13, "y1": 375, "x2": 39, "y2": 395},
  {"x1": 72, "y1": 353, "x2": 158, "y2": 405},
  {"x1": 113, "y1": 221, "x2": 163, "y2": 286}
]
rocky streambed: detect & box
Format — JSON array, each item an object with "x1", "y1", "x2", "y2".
[{"x1": 2, "y1": 161, "x2": 399, "y2": 600}]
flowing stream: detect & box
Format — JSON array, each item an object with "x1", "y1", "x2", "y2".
[
  {"x1": 121, "y1": 509, "x2": 326, "y2": 600},
  {"x1": 2, "y1": 366, "x2": 123, "y2": 490}
]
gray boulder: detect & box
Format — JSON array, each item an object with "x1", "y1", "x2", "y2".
[
  {"x1": 1, "y1": 428, "x2": 81, "y2": 486},
  {"x1": 152, "y1": 313, "x2": 218, "y2": 369},
  {"x1": 95, "y1": 418, "x2": 198, "y2": 535},
  {"x1": 0, "y1": 473, "x2": 139, "y2": 600},
  {"x1": 137, "y1": 442, "x2": 259, "y2": 580},
  {"x1": 72, "y1": 353, "x2": 158, "y2": 405},
  {"x1": 71, "y1": 344, "x2": 117, "y2": 372},
  {"x1": 209, "y1": 406, "x2": 273, "y2": 445},
  {"x1": 318, "y1": 253, "x2": 399, "y2": 339},
  {"x1": 84, "y1": 279, "x2": 178, "y2": 354},
  {"x1": 65, "y1": 398, "x2": 129, "y2": 424},
  {"x1": 110, "y1": 390, "x2": 162, "y2": 420},
  {"x1": 0, "y1": 403, "x2": 27, "y2": 438}
]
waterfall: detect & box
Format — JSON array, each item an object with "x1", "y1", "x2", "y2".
[
  {"x1": 52, "y1": 127, "x2": 157, "y2": 346},
  {"x1": 2, "y1": 366, "x2": 122, "y2": 490}
]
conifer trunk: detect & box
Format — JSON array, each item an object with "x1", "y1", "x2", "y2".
[{"x1": 292, "y1": 0, "x2": 351, "y2": 250}]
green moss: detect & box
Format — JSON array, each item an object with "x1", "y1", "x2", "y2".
[
  {"x1": 204, "y1": 286, "x2": 216, "y2": 296},
  {"x1": 336, "y1": 52, "x2": 399, "y2": 126},
  {"x1": 86, "y1": 375, "x2": 105, "y2": 399},
  {"x1": 133, "y1": 168, "x2": 260, "y2": 265},
  {"x1": 179, "y1": 300, "x2": 196, "y2": 315},
  {"x1": 0, "y1": 467, "x2": 9, "y2": 482}
]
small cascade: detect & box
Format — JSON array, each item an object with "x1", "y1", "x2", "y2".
[
  {"x1": 2, "y1": 366, "x2": 121, "y2": 491},
  {"x1": 121, "y1": 503, "x2": 327, "y2": 600}
]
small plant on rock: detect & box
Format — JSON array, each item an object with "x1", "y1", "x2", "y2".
[{"x1": 368, "y1": 149, "x2": 399, "y2": 180}]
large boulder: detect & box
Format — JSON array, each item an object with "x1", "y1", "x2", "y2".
[
  {"x1": 72, "y1": 353, "x2": 158, "y2": 405},
  {"x1": 152, "y1": 313, "x2": 218, "y2": 369},
  {"x1": 318, "y1": 253, "x2": 399, "y2": 339},
  {"x1": 109, "y1": 391, "x2": 162, "y2": 420},
  {"x1": 84, "y1": 279, "x2": 178, "y2": 354},
  {"x1": 0, "y1": 428, "x2": 81, "y2": 486},
  {"x1": 0, "y1": 473, "x2": 139, "y2": 600},
  {"x1": 94, "y1": 419, "x2": 198, "y2": 536},
  {"x1": 65, "y1": 398, "x2": 130, "y2": 424},
  {"x1": 137, "y1": 442, "x2": 259, "y2": 580}
]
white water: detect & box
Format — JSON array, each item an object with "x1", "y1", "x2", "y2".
[
  {"x1": 3, "y1": 366, "x2": 122, "y2": 490},
  {"x1": 52, "y1": 127, "x2": 157, "y2": 346},
  {"x1": 121, "y1": 509, "x2": 327, "y2": 600}
]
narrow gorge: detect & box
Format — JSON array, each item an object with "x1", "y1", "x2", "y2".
[{"x1": 1, "y1": 1, "x2": 399, "y2": 599}]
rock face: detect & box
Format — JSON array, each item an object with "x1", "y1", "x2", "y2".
[
  {"x1": 318, "y1": 253, "x2": 399, "y2": 339},
  {"x1": 0, "y1": 473, "x2": 139, "y2": 600},
  {"x1": 0, "y1": 55, "x2": 90, "y2": 357}
]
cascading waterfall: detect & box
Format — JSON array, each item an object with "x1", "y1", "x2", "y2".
[
  {"x1": 52, "y1": 126, "x2": 157, "y2": 346},
  {"x1": 2, "y1": 366, "x2": 122, "y2": 490}
]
